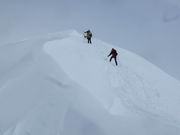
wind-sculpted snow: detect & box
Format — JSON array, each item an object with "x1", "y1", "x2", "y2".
[{"x1": 0, "y1": 30, "x2": 180, "y2": 135}]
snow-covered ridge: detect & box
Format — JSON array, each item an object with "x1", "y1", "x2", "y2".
[
  {"x1": 45, "y1": 30, "x2": 180, "y2": 115},
  {"x1": 0, "y1": 30, "x2": 180, "y2": 135}
]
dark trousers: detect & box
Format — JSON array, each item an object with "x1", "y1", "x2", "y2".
[
  {"x1": 110, "y1": 56, "x2": 118, "y2": 66},
  {"x1": 87, "y1": 38, "x2": 92, "y2": 44}
]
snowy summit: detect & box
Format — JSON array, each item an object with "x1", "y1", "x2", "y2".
[{"x1": 0, "y1": 30, "x2": 180, "y2": 135}]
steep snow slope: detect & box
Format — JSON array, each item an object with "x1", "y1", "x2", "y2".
[
  {"x1": 0, "y1": 30, "x2": 180, "y2": 135},
  {"x1": 45, "y1": 31, "x2": 180, "y2": 119}
]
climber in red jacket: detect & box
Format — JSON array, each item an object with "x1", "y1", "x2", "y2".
[{"x1": 108, "y1": 48, "x2": 118, "y2": 66}]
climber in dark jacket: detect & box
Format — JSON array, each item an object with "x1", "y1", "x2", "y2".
[
  {"x1": 108, "y1": 48, "x2": 118, "y2": 66},
  {"x1": 84, "y1": 30, "x2": 92, "y2": 44}
]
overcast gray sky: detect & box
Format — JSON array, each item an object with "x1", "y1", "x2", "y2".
[{"x1": 0, "y1": 0, "x2": 180, "y2": 80}]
